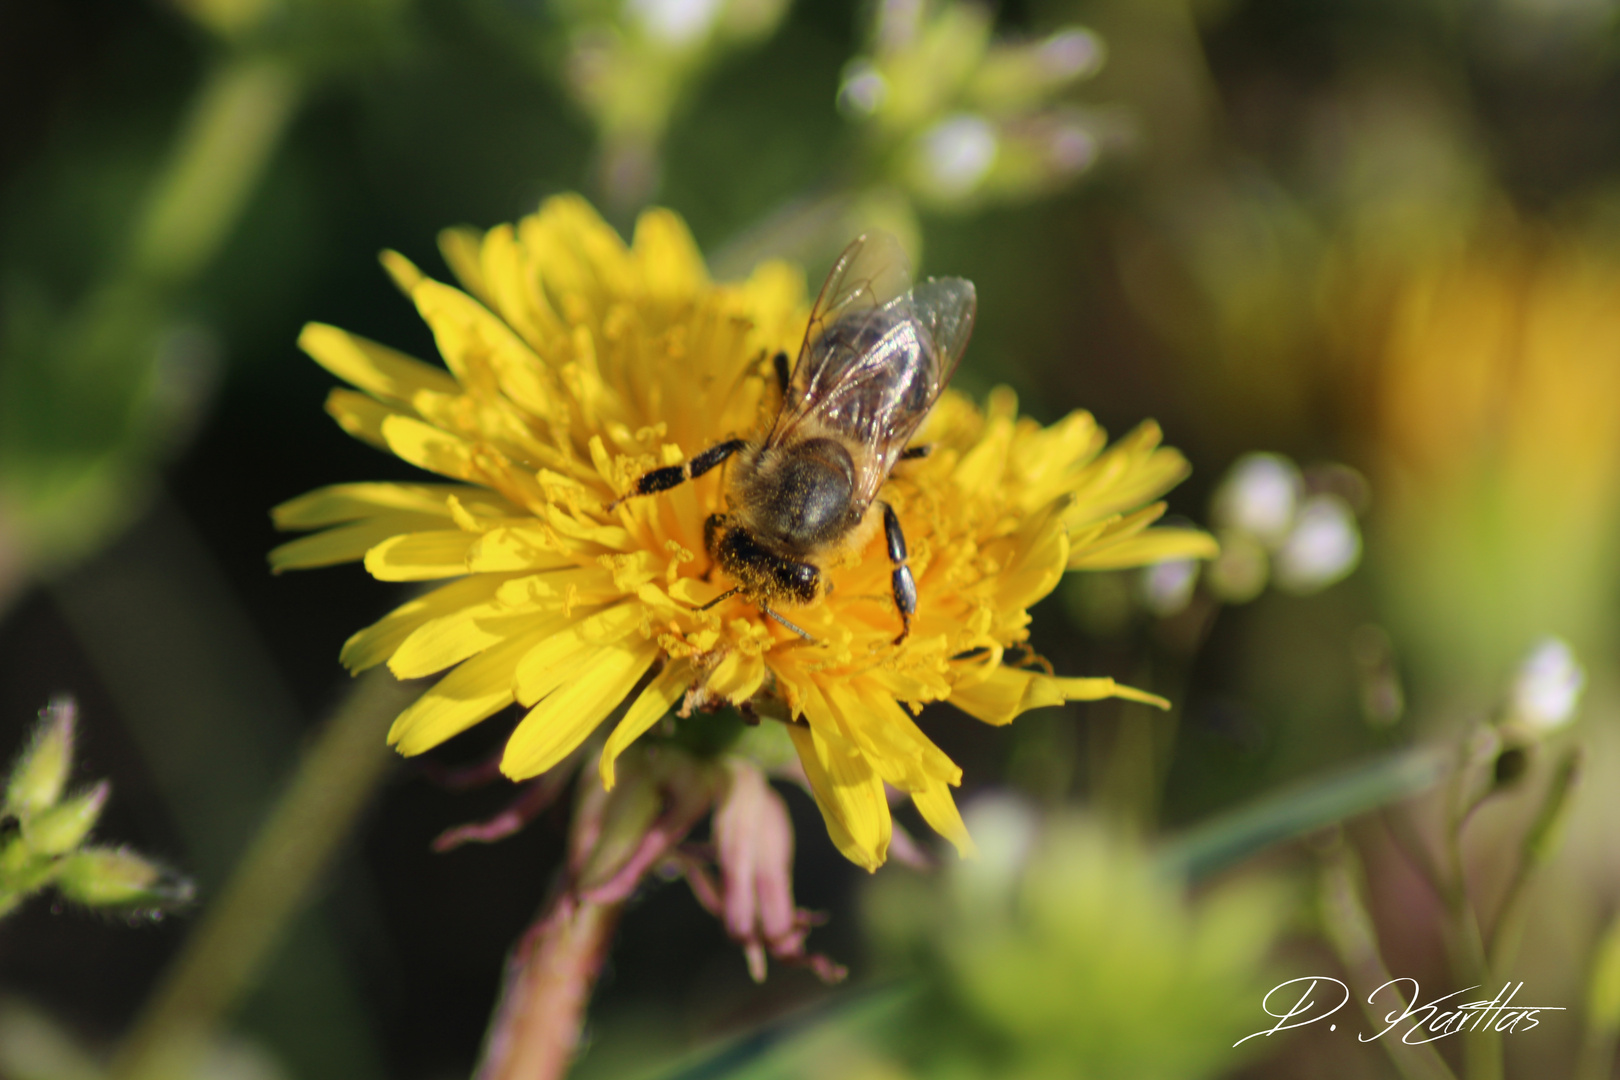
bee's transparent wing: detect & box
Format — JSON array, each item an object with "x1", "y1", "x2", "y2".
[
  {"x1": 808, "y1": 232, "x2": 914, "y2": 341},
  {"x1": 906, "y1": 276, "x2": 977, "y2": 397},
  {"x1": 769, "y1": 254, "x2": 978, "y2": 511},
  {"x1": 783, "y1": 232, "x2": 914, "y2": 412}
]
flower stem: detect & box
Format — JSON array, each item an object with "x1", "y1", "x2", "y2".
[
  {"x1": 476, "y1": 894, "x2": 625, "y2": 1080},
  {"x1": 131, "y1": 53, "x2": 301, "y2": 284},
  {"x1": 109, "y1": 670, "x2": 416, "y2": 1080}
]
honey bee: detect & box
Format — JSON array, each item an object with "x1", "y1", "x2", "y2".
[{"x1": 616, "y1": 231, "x2": 976, "y2": 644}]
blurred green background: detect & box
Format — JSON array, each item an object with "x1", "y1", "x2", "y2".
[{"x1": 2, "y1": 0, "x2": 1619, "y2": 1077}]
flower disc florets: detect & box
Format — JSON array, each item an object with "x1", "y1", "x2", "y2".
[{"x1": 272, "y1": 195, "x2": 1214, "y2": 869}]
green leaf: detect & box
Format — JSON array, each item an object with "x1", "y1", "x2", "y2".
[{"x1": 1157, "y1": 745, "x2": 1451, "y2": 881}]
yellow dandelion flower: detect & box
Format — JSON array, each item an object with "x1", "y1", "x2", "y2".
[{"x1": 271, "y1": 195, "x2": 1215, "y2": 871}]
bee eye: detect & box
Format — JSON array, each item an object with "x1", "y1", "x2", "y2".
[{"x1": 793, "y1": 565, "x2": 818, "y2": 587}]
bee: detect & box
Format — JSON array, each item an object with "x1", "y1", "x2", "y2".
[{"x1": 615, "y1": 231, "x2": 976, "y2": 644}]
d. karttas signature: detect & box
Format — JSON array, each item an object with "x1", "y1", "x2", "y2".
[{"x1": 1235, "y1": 977, "x2": 1566, "y2": 1047}]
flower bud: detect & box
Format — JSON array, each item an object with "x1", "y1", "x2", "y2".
[
  {"x1": 55, "y1": 847, "x2": 193, "y2": 909},
  {"x1": 1206, "y1": 530, "x2": 1268, "y2": 604},
  {"x1": 967, "y1": 28, "x2": 1104, "y2": 111},
  {"x1": 22, "y1": 781, "x2": 109, "y2": 857},
  {"x1": 6, "y1": 698, "x2": 76, "y2": 821}
]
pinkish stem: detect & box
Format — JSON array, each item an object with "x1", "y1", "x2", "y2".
[{"x1": 474, "y1": 895, "x2": 623, "y2": 1080}]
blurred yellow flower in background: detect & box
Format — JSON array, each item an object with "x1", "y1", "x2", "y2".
[
  {"x1": 1338, "y1": 220, "x2": 1620, "y2": 691},
  {"x1": 271, "y1": 195, "x2": 1214, "y2": 870}
]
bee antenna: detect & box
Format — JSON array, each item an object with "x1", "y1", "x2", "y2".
[{"x1": 699, "y1": 587, "x2": 741, "y2": 612}]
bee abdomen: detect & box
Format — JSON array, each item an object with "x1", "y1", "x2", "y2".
[{"x1": 751, "y1": 438, "x2": 856, "y2": 549}]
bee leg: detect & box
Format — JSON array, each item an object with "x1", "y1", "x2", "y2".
[
  {"x1": 773, "y1": 351, "x2": 791, "y2": 395},
  {"x1": 611, "y1": 438, "x2": 748, "y2": 509},
  {"x1": 881, "y1": 501, "x2": 917, "y2": 645},
  {"x1": 899, "y1": 444, "x2": 932, "y2": 461},
  {"x1": 760, "y1": 603, "x2": 818, "y2": 643}
]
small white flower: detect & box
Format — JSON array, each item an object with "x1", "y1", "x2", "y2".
[
  {"x1": 1141, "y1": 558, "x2": 1199, "y2": 617},
  {"x1": 836, "y1": 61, "x2": 888, "y2": 117},
  {"x1": 1037, "y1": 28, "x2": 1105, "y2": 81},
  {"x1": 1274, "y1": 494, "x2": 1361, "y2": 594},
  {"x1": 1511, "y1": 637, "x2": 1585, "y2": 732},
  {"x1": 915, "y1": 114, "x2": 998, "y2": 199},
  {"x1": 1212, "y1": 453, "x2": 1302, "y2": 549},
  {"x1": 628, "y1": 0, "x2": 723, "y2": 47}
]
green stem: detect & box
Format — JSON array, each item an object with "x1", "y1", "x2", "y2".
[
  {"x1": 1439, "y1": 735, "x2": 1500, "y2": 1080},
  {"x1": 1487, "y1": 748, "x2": 1582, "y2": 980},
  {"x1": 1319, "y1": 838, "x2": 1458, "y2": 1080},
  {"x1": 109, "y1": 670, "x2": 417, "y2": 1080},
  {"x1": 131, "y1": 53, "x2": 302, "y2": 284},
  {"x1": 1158, "y1": 743, "x2": 1451, "y2": 881}
]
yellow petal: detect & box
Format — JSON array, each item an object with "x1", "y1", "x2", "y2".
[
  {"x1": 479, "y1": 223, "x2": 562, "y2": 349},
  {"x1": 707, "y1": 648, "x2": 765, "y2": 703},
  {"x1": 785, "y1": 721, "x2": 891, "y2": 872},
  {"x1": 950, "y1": 665, "x2": 1169, "y2": 726},
  {"x1": 912, "y1": 779, "x2": 977, "y2": 859},
  {"x1": 389, "y1": 603, "x2": 569, "y2": 680},
  {"x1": 438, "y1": 225, "x2": 489, "y2": 303},
  {"x1": 269, "y1": 514, "x2": 446, "y2": 573},
  {"x1": 466, "y1": 526, "x2": 575, "y2": 573},
  {"x1": 326, "y1": 388, "x2": 399, "y2": 449},
  {"x1": 600, "y1": 660, "x2": 690, "y2": 789},
  {"x1": 633, "y1": 207, "x2": 708, "y2": 300},
  {"x1": 299, "y1": 323, "x2": 460, "y2": 404},
  {"x1": 848, "y1": 678, "x2": 961, "y2": 786},
  {"x1": 408, "y1": 276, "x2": 558, "y2": 423},
  {"x1": 380, "y1": 249, "x2": 426, "y2": 294},
  {"x1": 340, "y1": 574, "x2": 515, "y2": 672},
  {"x1": 990, "y1": 502, "x2": 1071, "y2": 613},
  {"x1": 388, "y1": 629, "x2": 545, "y2": 755},
  {"x1": 380, "y1": 415, "x2": 479, "y2": 482},
  {"x1": 1068, "y1": 526, "x2": 1220, "y2": 570},
  {"x1": 820, "y1": 681, "x2": 938, "y2": 793},
  {"x1": 363, "y1": 531, "x2": 478, "y2": 581},
  {"x1": 513, "y1": 603, "x2": 643, "y2": 704},
  {"x1": 274, "y1": 482, "x2": 477, "y2": 529},
  {"x1": 501, "y1": 636, "x2": 660, "y2": 779}
]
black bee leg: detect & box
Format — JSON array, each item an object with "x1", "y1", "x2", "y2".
[
  {"x1": 881, "y1": 502, "x2": 917, "y2": 645},
  {"x1": 760, "y1": 603, "x2": 817, "y2": 643},
  {"x1": 612, "y1": 438, "x2": 747, "y2": 509},
  {"x1": 899, "y1": 444, "x2": 932, "y2": 461},
  {"x1": 699, "y1": 587, "x2": 740, "y2": 611},
  {"x1": 773, "y1": 351, "x2": 791, "y2": 395}
]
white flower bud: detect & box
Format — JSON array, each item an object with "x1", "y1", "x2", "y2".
[
  {"x1": 1211, "y1": 454, "x2": 1302, "y2": 548},
  {"x1": 1274, "y1": 494, "x2": 1361, "y2": 594},
  {"x1": 1510, "y1": 636, "x2": 1585, "y2": 732},
  {"x1": 1140, "y1": 558, "x2": 1199, "y2": 617},
  {"x1": 914, "y1": 114, "x2": 998, "y2": 200}
]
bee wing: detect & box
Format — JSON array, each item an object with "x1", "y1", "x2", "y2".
[
  {"x1": 840, "y1": 276, "x2": 977, "y2": 506},
  {"x1": 771, "y1": 245, "x2": 977, "y2": 511},
  {"x1": 908, "y1": 276, "x2": 977, "y2": 385},
  {"x1": 810, "y1": 231, "x2": 915, "y2": 341}
]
